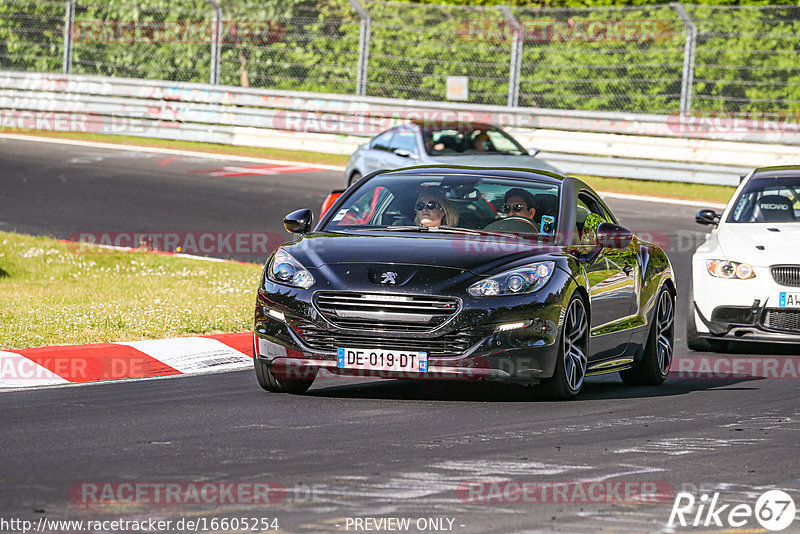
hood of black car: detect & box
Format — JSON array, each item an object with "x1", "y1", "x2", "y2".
[{"x1": 282, "y1": 232, "x2": 562, "y2": 276}]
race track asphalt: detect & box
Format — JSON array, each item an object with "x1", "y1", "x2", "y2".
[{"x1": 1, "y1": 137, "x2": 798, "y2": 533}]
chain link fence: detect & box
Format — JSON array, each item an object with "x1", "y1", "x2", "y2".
[{"x1": 1, "y1": 0, "x2": 799, "y2": 114}]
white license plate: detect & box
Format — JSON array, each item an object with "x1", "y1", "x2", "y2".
[
  {"x1": 778, "y1": 292, "x2": 800, "y2": 308},
  {"x1": 336, "y1": 348, "x2": 428, "y2": 373}
]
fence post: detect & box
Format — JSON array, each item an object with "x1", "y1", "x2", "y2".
[
  {"x1": 205, "y1": 0, "x2": 222, "y2": 85},
  {"x1": 348, "y1": 0, "x2": 370, "y2": 96},
  {"x1": 499, "y1": 6, "x2": 521, "y2": 108},
  {"x1": 62, "y1": 0, "x2": 74, "y2": 74},
  {"x1": 672, "y1": 2, "x2": 697, "y2": 115}
]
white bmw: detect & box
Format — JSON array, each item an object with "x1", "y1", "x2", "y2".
[{"x1": 688, "y1": 165, "x2": 800, "y2": 351}]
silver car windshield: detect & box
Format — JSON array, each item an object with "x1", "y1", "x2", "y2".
[
  {"x1": 323, "y1": 173, "x2": 559, "y2": 237},
  {"x1": 728, "y1": 176, "x2": 800, "y2": 223},
  {"x1": 421, "y1": 126, "x2": 526, "y2": 156}
]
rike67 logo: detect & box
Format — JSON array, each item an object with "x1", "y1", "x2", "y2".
[{"x1": 668, "y1": 489, "x2": 796, "y2": 531}]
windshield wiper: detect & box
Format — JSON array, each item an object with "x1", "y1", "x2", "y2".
[
  {"x1": 350, "y1": 225, "x2": 483, "y2": 235},
  {"x1": 353, "y1": 226, "x2": 429, "y2": 232}
]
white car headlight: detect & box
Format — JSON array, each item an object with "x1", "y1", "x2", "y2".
[
  {"x1": 266, "y1": 247, "x2": 315, "y2": 289},
  {"x1": 468, "y1": 261, "x2": 555, "y2": 297},
  {"x1": 706, "y1": 260, "x2": 755, "y2": 280}
]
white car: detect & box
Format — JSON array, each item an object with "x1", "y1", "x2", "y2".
[{"x1": 688, "y1": 165, "x2": 800, "y2": 351}]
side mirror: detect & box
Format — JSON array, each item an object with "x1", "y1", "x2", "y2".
[
  {"x1": 528, "y1": 148, "x2": 541, "y2": 157},
  {"x1": 696, "y1": 209, "x2": 720, "y2": 226},
  {"x1": 284, "y1": 209, "x2": 313, "y2": 235},
  {"x1": 393, "y1": 149, "x2": 416, "y2": 159},
  {"x1": 596, "y1": 222, "x2": 634, "y2": 248}
]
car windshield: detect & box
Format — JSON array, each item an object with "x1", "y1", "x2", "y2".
[
  {"x1": 727, "y1": 175, "x2": 800, "y2": 223},
  {"x1": 421, "y1": 125, "x2": 527, "y2": 156},
  {"x1": 323, "y1": 173, "x2": 560, "y2": 237}
]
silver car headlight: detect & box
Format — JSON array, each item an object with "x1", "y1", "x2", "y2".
[
  {"x1": 266, "y1": 247, "x2": 315, "y2": 289},
  {"x1": 706, "y1": 259, "x2": 755, "y2": 280},
  {"x1": 468, "y1": 261, "x2": 555, "y2": 297}
]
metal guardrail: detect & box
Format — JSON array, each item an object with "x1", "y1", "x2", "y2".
[{"x1": 2, "y1": 71, "x2": 799, "y2": 186}]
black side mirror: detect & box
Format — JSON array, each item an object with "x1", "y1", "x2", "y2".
[
  {"x1": 696, "y1": 209, "x2": 720, "y2": 226},
  {"x1": 284, "y1": 209, "x2": 313, "y2": 234},
  {"x1": 528, "y1": 148, "x2": 541, "y2": 157},
  {"x1": 596, "y1": 222, "x2": 634, "y2": 248}
]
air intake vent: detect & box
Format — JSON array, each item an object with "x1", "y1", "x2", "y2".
[
  {"x1": 762, "y1": 309, "x2": 800, "y2": 332},
  {"x1": 314, "y1": 292, "x2": 460, "y2": 332}
]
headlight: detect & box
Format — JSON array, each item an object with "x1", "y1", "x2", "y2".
[
  {"x1": 266, "y1": 248, "x2": 315, "y2": 288},
  {"x1": 706, "y1": 260, "x2": 755, "y2": 280},
  {"x1": 468, "y1": 261, "x2": 555, "y2": 297}
]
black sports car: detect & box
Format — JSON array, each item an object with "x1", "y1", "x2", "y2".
[{"x1": 253, "y1": 166, "x2": 676, "y2": 399}]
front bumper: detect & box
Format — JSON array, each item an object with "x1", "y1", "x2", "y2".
[
  {"x1": 253, "y1": 275, "x2": 574, "y2": 384},
  {"x1": 692, "y1": 300, "x2": 800, "y2": 344}
]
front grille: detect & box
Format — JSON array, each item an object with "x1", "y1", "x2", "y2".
[
  {"x1": 294, "y1": 322, "x2": 484, "y2": 358},
  {"x1": 314, "y1": 291, "x2": 460, "y2": 332},
  {"x1": 762, "y1": 309, "x2": 800, "y2": 332},
  {"x1": 771, "y1": 265, "x2": 800, "y2": 287}
]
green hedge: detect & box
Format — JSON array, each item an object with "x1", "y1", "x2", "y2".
[{"x1": 1, "y1": 0, "x2": 798, "y2": 113}]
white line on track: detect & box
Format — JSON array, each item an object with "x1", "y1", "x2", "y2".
[{"x1": 1, "y1": 133, "x2": 730, "y2": 208}]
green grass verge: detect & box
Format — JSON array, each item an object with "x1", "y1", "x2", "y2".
[
  {"x1": 0, "y1": 231, "x2": 262, "y2": 350},
  {"x1": 574, "y1": 175, "x2": 735, "y2": 206},
  {"x1": 0, "y1": 128, "x2": 736, "y2": 204}
]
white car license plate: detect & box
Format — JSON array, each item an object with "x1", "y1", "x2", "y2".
[
  {"x1": 778, "y1": 292, "x2": 800, "y2": 308},
  {"x1": 336, "y1": 348, "x2": 428, "y2": 373}
]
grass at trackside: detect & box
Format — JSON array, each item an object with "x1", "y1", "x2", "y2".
[
  {"x1": 0, "y1": 128, "x2": 737, "y2": 204},
  {"x1": 0, "y1": 231, "x2": 262, "y2": 350},
  {"x1": 574, "y1": 175, "x2": 736, "y2": 206}
]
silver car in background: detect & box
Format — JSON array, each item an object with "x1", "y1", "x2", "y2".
[{"x1": 343, "y1": 121, "x2": 560, "y2": 186}]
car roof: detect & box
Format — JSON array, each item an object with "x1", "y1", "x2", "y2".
[
  {"x1": 377, "y1": 165, "x2": 566, "y2": 185},
  {"x1": 751, "y1": 165, "x2": 800, "y2": 179}
]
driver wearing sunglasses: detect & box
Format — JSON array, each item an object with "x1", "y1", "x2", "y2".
[
  {"x1": 413, "y1": 189, "x2": 459, "y2": 228},
  {"x1": 502, "y1": 188, "x2": 538, "y2": 222}
]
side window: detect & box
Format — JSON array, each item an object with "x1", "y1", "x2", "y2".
[
  {"x1": 576, "y1": 193, "x2": 609, "y2": 245},
  {"x1": 388, "y1": 132, "x2": 418, "y2": 155},
  {"x1": 370, "y1": 132, "x2": 394, "y2": 152}
]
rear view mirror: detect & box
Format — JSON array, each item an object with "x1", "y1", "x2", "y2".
[
  {"x1": 528, "y1": 148, "x2": 541, "y2": 157},
  {"x1": 696, "y1": 209, "x2": 720, "y2": 226},
  {"x1": 284, "y1": 209, "x2": 314, "y2": 235},
  {"x1": 596, "y1": 222, "x2": 634, "y2": 249}
]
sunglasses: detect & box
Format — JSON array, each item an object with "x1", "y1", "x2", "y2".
[
  {"x1": 415, "y1": 201, "x2": 442, "y2": 211},
  {"x1": 502, "y1": 203, "x2": 528, "y2": 214}
]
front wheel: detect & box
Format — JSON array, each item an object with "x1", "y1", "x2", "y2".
[
  {"x1": 253, "y1": 341, "x2": 316, "y2": 394},
  {"x1": 539, "y1": 294, "x2": 589, "y2": 400},
  {"x1": 348, "y1": 171, "x2": 362, "y2": 187},
  {"x1": 621, "y1": 286, "x2": 674, "y2": 385}
]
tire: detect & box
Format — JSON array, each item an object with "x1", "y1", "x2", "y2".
[
  {"x1": 621, "y1": 286, "x2": 675, "y2": 385},
  {"x1": 539, "y1": 293, "x2": 589, "y2": 400},
  {"x1": 253, "y1": 340, "x2": 316, "y2": 394},
  {"x1": 685, "y1": 279, "x2": 727, "y2": 352},
  {"x1": 348, "y1": 172, "x2": 362, "y2": 187}
]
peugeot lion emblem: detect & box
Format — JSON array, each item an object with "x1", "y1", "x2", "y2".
[{"x1": 380, "y1": 272, "x2": 398, "y2": 285}]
